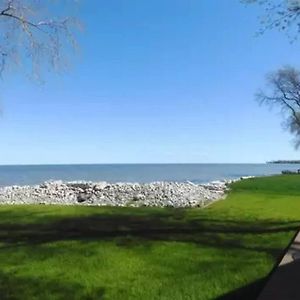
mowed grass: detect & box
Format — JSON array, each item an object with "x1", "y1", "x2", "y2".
[{"x1": 1, "y1": 175, "x2": 300, "y2": 300}]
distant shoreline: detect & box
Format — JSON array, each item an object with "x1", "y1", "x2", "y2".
[{"x1": 267, "y1": 160, "x2": 300, "y2": 164}]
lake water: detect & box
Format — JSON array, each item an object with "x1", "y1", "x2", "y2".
[{"x1": 0, "y1": 163, "x2": 299, "y2": 187}]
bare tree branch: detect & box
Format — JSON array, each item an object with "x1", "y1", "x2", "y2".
[
  {"x1": 243, "y1": 0, "x2": 300, "y2": 41},
  {"x1": 0, "y1": 0, "x2": 80, "y2": 81},
  {"x1": 257, "y1": 66, "x2": 300, "y2": 148}
]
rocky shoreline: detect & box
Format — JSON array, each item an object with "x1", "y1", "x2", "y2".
[{"x1": 0, "y1": 177, "x2": 254, "y2": 208}]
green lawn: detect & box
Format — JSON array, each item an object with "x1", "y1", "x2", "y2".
[{"x1": 1, "y1": 175, "x2": 300, "y2": 300}]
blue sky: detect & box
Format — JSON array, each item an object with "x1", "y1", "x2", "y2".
[{"x1": 1, "y1": 0, "x2": 300, "y2": 164}]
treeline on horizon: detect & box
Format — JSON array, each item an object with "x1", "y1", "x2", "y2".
[{"x1": 267, "y1": 160, "x2": 300, "y2": 164}]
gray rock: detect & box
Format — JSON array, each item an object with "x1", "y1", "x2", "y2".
[{"x1": 0, "y1": 178, "x2": 238, "y2": 208}]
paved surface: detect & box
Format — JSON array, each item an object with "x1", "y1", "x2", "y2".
[{"x1": 257, "y1": 231, "x2": 300, "y2": 300}]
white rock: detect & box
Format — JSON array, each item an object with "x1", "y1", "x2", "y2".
[{"x1": 0, "y1": 178, "x2": 238, "y2": 208}]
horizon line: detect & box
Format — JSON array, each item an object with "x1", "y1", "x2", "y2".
[{"x1": 0, "y1": 162, "x2": 268, "y2": 167}]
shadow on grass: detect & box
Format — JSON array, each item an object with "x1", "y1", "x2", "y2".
[
  {"x1": 0, "y1": 270, "x2": 105, "y2": 300},
  {"x1": 0, "y1": 209, "x2": 298, "y2": 257},
  {"x1": 0, "y1": 208, "x2": 298, "y2": 300},
  {"x1": 216, "y1": 277, "x2": 267, "y2": 300}
]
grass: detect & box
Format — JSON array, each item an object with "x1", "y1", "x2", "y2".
[{"x1": 1, "y1": 175, "x2": 300, "y2": 299}]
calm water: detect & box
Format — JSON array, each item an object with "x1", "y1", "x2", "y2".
[{"x1": 0, "y1": 164, "x2": 299, "y2": 187}]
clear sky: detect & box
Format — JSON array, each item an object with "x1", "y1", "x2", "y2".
[{"x1": 1, "y1": 0, "x2": 300, "y2": 164}]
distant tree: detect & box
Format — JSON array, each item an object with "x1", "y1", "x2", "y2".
[
  {"x1": 0, "y1": 0, "x2": 80, "y2": 81},
  {"x1": 257, "y1": 66, "x2": 300, "y2": 147},
  {"x1": 244, "y1": 1, "x2": 300, "y2": 147},
  {"x1": 243, "y1": 0, "x2": 300, "y2": 41}
]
